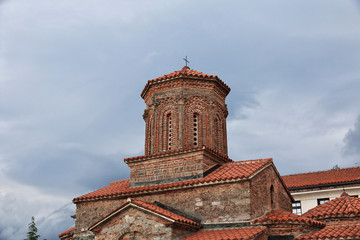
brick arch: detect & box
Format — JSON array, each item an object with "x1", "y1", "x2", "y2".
[
  {"x1": 118, "y1": 231, "x2": 148, "y2": 240},
  {"x1": 211, "y1": 105, "x2": 228, "y2": 154},
  {"x1": 153, "y1": 99, "x2": 179, "y2": 153},
  {"x1": 213, "y1": 113, "x2": 223, "y2": 152},
  {"x1": 184, "y1": 96, "x2": 210, "y2": 149},
  {"x1": 145, "y1": 110, "x2": 154, "y2": 155}
]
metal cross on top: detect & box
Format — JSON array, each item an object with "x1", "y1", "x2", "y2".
[{"x1": 183, "y1": 56, "x2": 190, "y2": 67}]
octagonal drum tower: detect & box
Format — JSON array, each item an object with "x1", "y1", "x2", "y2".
[{"x1": 125, "y1": 66, "x2": 232, "y2": 187}]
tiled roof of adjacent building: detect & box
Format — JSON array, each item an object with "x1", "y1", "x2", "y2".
[
  {"x1": 296, "y1": 221, "x2": 360, "y2": 240},
  {"x1": 252, "y1": 210, "x2": 325, "y2": 228},
  {"x1": 302, "y1": 192, "x2": 360, "y2": 220},
  {"x1": 58, "y1": 227, "x2": 74, "y2": 239},
  {"x1": 282, "y1": 167, "x2": 360, "y2": 189},
  {"x1": 141, "y1": 66, "x2": 231, "y2": 98},
  {"x1": 89, "y1": 198, "x2": 200, "y2": 230},
  {"x1": 182, "y1": 227, "x2": 266, "y2": 240},
  {"x1": 73, "y1": 158, "x2": 273, "y2": 202}
]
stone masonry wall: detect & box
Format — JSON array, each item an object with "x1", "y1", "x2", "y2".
[
  {"x1": 75, "y1": 181, "x2": 251, "y2": 233},
  {"x1": 91, "y1": 207, "x2": 188, "y2": 240}
]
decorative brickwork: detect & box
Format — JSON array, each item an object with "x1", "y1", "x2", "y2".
[
  {"x1": 142, "y1": 66, "x2": 230, "y2": 156},
  {"x1": 132, "y1": 67, "x2": 231, "y2": 187}
]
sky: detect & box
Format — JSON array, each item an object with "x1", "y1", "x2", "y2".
[{"x1": 0, "y1": 0, "x2": 359, "y2": 239}]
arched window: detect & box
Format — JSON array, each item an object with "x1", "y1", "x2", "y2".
[
  {"x1": 166, "y1": 113, "x2": 172, "y2": 151},
  {"x1": 270, "y1": 185, "x2": 275, "y2": 209},
  {"x1": 214, "y1": 117, "x2": 219, "y2": 151},
  {"x1": 147, "y1": 117, "x2": 152, "y2": 155},
  {"x1": 214, "y1": 116, "x2": 222, "y2": 152},
  {"x1": 119, "y1": 231, "x2": 147, "y2": 240},
  {"x1": 193, "y1": 113, "x2": 199, "y2": 146}
]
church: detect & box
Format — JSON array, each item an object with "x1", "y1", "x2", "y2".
[{"x1": 59, "y1": 66, "x2": 360, "y2": 240}]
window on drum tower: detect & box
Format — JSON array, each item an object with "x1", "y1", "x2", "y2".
[
  {"x1": 214, "y1": 116, "x2": 222, "y2": 152},
  {"x1": 193, "y1": 113, "x2": 198, "y2": 146},
  {"x1": 167, "y1": 114, "x2": 172, "y2": 151}
]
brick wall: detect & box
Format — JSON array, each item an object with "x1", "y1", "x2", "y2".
[
  {"x1": 89, "y1": 207, "x2": 191, "y2": 240},
  {"x1": 126, "y1": 148, "x2": 230, "y2": 187},
  {"x1": 250, "y1": 166, "x2": 292, "y2": 218},
  {"x1": 142, "y1": 79, "x2": 229, "y2": 156}
]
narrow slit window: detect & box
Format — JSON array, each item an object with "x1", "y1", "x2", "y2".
[
  {"x1": 193, "y1": 114, "x2": 198, "y2": 146},
  {"x1": 168, "y1": 115, "x2": 172, "y2": 150}
]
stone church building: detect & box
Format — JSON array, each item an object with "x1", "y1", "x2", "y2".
[{"x1": 59, "y1": 67, "x2": 360, "y2": 240}]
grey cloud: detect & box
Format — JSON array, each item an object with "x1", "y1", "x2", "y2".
[
  {"x1": 344, "y1": 115, "x2": 360, "y2": 156},
  {"x1": 38, "y1": 203, "x2": 75, "y2": 240},
  {"x1": 0, "y1": 0, "x2": 359, "y2": 239},
  {"x1": 6, "y1": 146, "x2": 129, "y2": 195}
]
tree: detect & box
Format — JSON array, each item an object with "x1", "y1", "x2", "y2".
[
  {"x1": 332, "y1": 165, "x2": 340, "y2": 170},
  {"x1": 24, "y1": 216, "x2": 41, "y2": 240}
]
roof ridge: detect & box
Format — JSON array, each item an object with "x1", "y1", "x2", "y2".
[
  {"x1": 74, "y1": 158, "x2": 272, "y2": 202},
  {"x1": 327, "y1": 221, "x2": 360, "y2": 226},
  {"x1": 59, "y1": 227, "x2": 74, "y2": 238},
  {"x1": 283, "y1": 166, "x2": 360, "y2": 177},
  {"x1": 252, "y1": 209, "x2": 325, "y2": 227},
  {"x1": 303, "y1": 194, "x2": 360, "y2": 219},
  {"x1": 127, "y1": 198, "x2": 200, "y2": 227},
  {"x1": 88, "y1": 198, "x2": 200, "y2": 230},
  {"x1": 141, "y1": 67, "x2": 231, "y2": 98},
  {"x1": 110, "y1": 179, "x2": 129, "y2": 185},
  {"x1": 124, "y1": 145, "x2": 232, "y2": 163}
]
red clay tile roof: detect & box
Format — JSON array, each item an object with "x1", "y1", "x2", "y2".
[
  {"x1": 282, "y1": 167, "x2": 360, "y2": 189},
  {"x1": 73, "y1": 158, "x2": 273, "y2": 202},
  {"x1": 89, "y1": 198, "x2": 200, "y2": 230},
  {"x1": 296, "y1": 221, "x2": 360, "y2": 240},
  {"x1": 59, "y1": 227, "x2": 74, "y2": 239},
  {"x1": 130, "y1": 199, "x2": 200, "y2": 227},
  {"x1": 302, "y1": 192, "x2": 360, "y2": 220},
  {"x1": 181, "y1": 227, "x2": 266, "y2": 240},
  {"x1": 141, "y1": 66, "x2": 230, "y2": 98},
  {"x1": 252, "y1": 210, "x2": 325, "y2": 228},
  {"x1": 124, "y1": 146, "x2": 232, "y2": 163}
]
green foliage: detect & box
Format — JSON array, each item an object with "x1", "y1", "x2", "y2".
[
  {"x1": 332, "y1": 164, "x2": 340, "y2": 170},
  {"x1": 24, "y1": 216, "x2": 41, "y2": 240}
]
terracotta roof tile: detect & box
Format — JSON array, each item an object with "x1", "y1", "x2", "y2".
[
  {"x1": 141, "y1": 66, "x2": 230, "y2": 98},
  {"x1": 182, "y1": 227, "x2": 266, "y2": 240},
  {"x1": 296, "y1": 221, "x2": 360, "y2": 240},
  {"x1": 73, "y1": 158, "x2": 272, "y2": 202},
  {"x1": 302, "y1": 192, "x2": 360, "y2": 220},
  {"x1": 89, "y1": 198, "x2": 200, "y2": 230},
  {"x1": 128, "y1": 198, "x2": 200, "y2": 227},
  {"x1": 282, "y1": 167, "x2": 360, "y2": 189},
  {"x1": 252, "y1": 210, "x2": 325, "y2": 228},
  {"x1": 59, "y1": 227, "x2": 74, "y2": 238},
  {"x1": 124, "y1": 146, "x2": 232, "y2": 163}
]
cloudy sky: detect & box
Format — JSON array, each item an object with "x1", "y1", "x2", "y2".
[{"x1": 1, "y1": 0, "x2": 359, "y2": 239}]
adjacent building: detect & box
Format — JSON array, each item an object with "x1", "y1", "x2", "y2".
[{"x1": 282, "y1": 167, "x2": 360, "y2": 214}]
